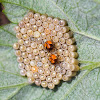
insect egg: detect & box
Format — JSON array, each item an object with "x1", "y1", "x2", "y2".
[{"x1": 13, "y1": 11, "x2": 79, "y2": 89}]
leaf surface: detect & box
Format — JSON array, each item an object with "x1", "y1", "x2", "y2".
[{"x1": 0, "y1": 0, "x2": 100, "y2": 100}]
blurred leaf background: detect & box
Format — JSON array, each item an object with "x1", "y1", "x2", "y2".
[{"x1": 0, "y1": 0, "x2": 100, "y2": 100}]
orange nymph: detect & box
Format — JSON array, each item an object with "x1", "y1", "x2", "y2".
[
  {"x1": 44, "y1": 41, "x2": 53, "y2": 50},
  {"x1": 49, "y1": 54, "x2": 57, "y2": 64}
]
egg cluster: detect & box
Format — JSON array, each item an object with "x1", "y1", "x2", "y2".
[{"x1": 13, "y1": 11, "x2": 79, "y2": 89}]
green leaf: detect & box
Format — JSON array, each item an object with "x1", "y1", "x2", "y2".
[{"x1": 0, "y1": 0, "x2": 100, "y2": 100}]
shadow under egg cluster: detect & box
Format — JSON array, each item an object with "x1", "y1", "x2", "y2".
[{"x1": 13, "y1": 11, "x2": 79, "y2": 89}]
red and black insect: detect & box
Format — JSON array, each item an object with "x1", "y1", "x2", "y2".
[
  {"x1": 49, "y1": 54, "x2": 57, "y2": 64},
  {"x1": 44, "y1": 41, "x2": 53, "y2": 50}
]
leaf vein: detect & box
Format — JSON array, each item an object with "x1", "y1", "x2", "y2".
[
  {"x1": 2, "y1": 0, "x2": 100, "y2": 41},
  {"x1": 60, "y1": 70, "x2": 90, "y2": 100}
]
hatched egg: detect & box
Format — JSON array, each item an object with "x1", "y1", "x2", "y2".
[{"x1": 34, "y1": 31, "x2": 40, "y2": 38}]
